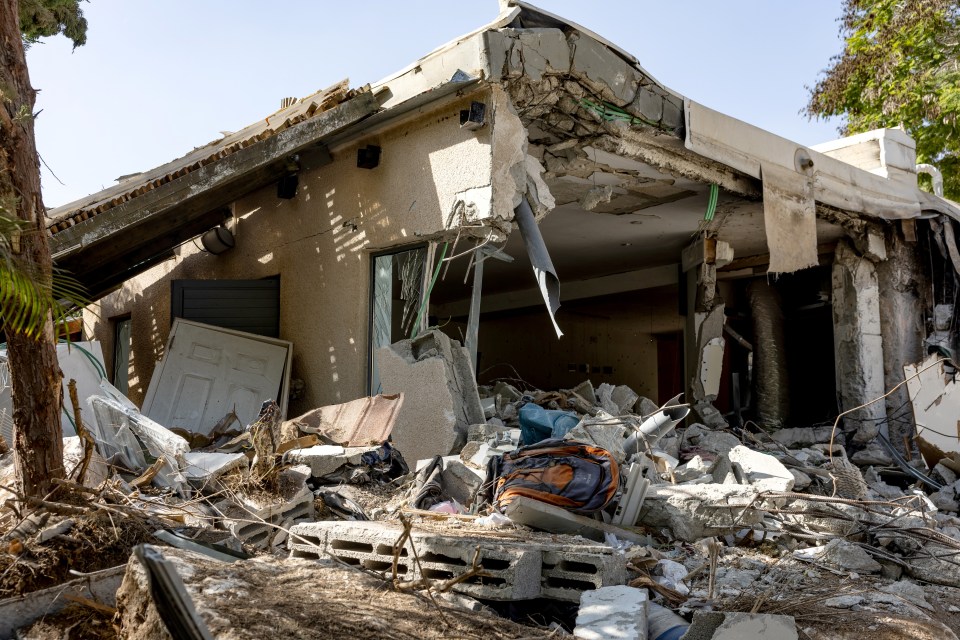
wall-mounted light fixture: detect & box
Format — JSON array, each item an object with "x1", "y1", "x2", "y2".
[{"x1": 201, "y1": 226, "x2": 235, "y2": 255}]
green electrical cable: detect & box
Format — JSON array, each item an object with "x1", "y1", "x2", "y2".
[
  {"x1": 59, "y1": 339, "x2": 108, "y2": 380},
  {"x1": 704, "y1": 183, "x2": 719, "y2": 221},
  {"x1": 409, "y1": 242, "x2": 449, "y2": 339}
]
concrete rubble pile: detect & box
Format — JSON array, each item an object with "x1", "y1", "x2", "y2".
[{"x1": 1, "y1": 331, "x2": 959, "y2": 639}]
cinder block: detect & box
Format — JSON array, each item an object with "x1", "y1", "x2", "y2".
[
  {"x1": 541, "y1": 546, "x2": 628, "y2": 602},
  {"x1": 289, "y1": 521, "x2": 626, "y2": 602},
  {"x1": 288, "y1": 521, "x2": 541, "y2": 600},
  {"x1": 227, "y1": 486, "x2": 314, "y2": 548}
]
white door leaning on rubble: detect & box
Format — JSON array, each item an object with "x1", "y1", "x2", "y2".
[{"x1": 143, "y1": 319, "x2": 291, "y2": 434}]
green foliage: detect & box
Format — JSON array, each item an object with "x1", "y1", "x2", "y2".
[
  {"x1": 0, "y1": 213, "x2": 87, "y2": 340},
  {"x1": 19, "y1": 0, "x2": 87, "y2": 48},
  {"x1": 806, "y1": 0, "x2": 960, "y2": 200}
]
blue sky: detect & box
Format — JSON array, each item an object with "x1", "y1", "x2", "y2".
[{"x1": 26, "y1": 1, "x2": 844, "y2": 208}]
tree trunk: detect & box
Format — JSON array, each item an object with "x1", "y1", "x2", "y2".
[{"x1": 1, "y1": 0, "x2": 65, "y2": 496}]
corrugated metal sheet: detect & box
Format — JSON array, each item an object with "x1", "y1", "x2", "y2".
[{"x1": 282, "y1": 394, "x2": 404, "y2": 447}]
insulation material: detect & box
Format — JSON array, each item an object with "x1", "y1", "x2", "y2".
[
  {"x1": 747, "y1": 280, "x2": 789, "y2": 428},
  {"x1": 761, "y1": 162, "x2": 818, "y2": 274},
  {"x1": 514, "y1": 198, "x2": 563, "y2": 338}
]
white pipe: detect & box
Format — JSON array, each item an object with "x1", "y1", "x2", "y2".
[
  {"x1": 623, "y1": 393, "x2": 691, "y2": 454},
  {"x1": 916, "y1": 163, "x2": 944, "y2": 197}
]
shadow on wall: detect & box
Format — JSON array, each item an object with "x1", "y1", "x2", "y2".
[{"x1": 102, "y1": 118, "x2": 473, "y2": 413}]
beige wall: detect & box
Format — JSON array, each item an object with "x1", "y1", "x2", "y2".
[
  {"x1": 446, "y1": 285, "x2": 683, "y2": 402},
  {"x1": 85, "y1": 91, "x2": 496, "y2": 415}
]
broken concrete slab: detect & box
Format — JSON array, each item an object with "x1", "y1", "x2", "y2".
[
  {"x1": 182, "y1": 451, "x2": 248, "y2": 491},
  {"x1": 690, "y1": 430, "x2": 742, "y2": 456},
  {"x1": 904, "y1": 354, "x2": 960, "y2": 472},
  {"x1": 638, "y1": 484, "x2": 765, "y2": 541},
  {"x1": 727, "y1": 445, "x2": 795, "y2": 492},
  {"x1": 574, "y1": 585, "x2": 648, "y2": 640},
  {"x1": 851, "y1": 441, "x2": 894, "y2": 466},
  {"x1": 770, "y1": 426, "x2": 835, "y2": 448},
  {"x1": 504, "y1": 495, "x2": 648, "y2": 544},
  {"x1": 377, "y1": 330, "x2": 484, "y2": 464},
  {"x1": 683, "y1": 611, "x2": 798, "y2": 640},
  {"x1": 116, "y1": 545, "x2": 554, "y2": 639},
  {"x1": 565, "y1": 414, "x2": 630, "y2": 463},
  {"x1": 819, "y1": 538, "x2": 882, "y2": 573},
  {"x1": 284, "y1": 444, "x2": 381, "y2": 479},
  {"x1": 440, "y1": 458, "x2": 484, "y2": 507}
]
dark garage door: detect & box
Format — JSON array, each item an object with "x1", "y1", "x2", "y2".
[{"x1": 171, "y1": 279, "x2": 280, "y2": 338}]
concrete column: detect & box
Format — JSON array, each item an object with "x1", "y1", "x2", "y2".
[
  {"x1": 683, "y1": 253, "x2": 727, "y2": 428},
  {"x1": 875, "y1": 227, "x2": 926, "y2": 448},
  {"x1": 832, "y1": 240, "x2": 886, "y2": 443}
]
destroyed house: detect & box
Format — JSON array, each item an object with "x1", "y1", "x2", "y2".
[{"x1": 46, "y1": 2, "x2": 960, "y2": 460}]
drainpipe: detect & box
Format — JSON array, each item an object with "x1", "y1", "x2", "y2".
[{"x1": 916, "y1": 163, "x2": 944, "y2": 197}]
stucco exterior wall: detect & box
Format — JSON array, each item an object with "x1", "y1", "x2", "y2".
[{"x1": 84, "y1": 90, "x2": 496, "y2": 416}]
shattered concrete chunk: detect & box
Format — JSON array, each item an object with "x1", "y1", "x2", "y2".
[
  {"x1": 727, "y1": 445, "x2": 795, "y2": 492},
  {"x1": 377, "y1": 330, "x2": 484, "y2": 464},
  {"x1": 824, "y1": 595, "x2": 864, "y2": 609},
  {"x1": 819, "y1": 538, "x2": 883, "y2": 573},
  {"x1": 638, "y1": 484, "x2": 765, "y2": 541},
  {"x1": 851, "y1": 441, "x2": 894, "y2": 466},
  {"x1": 574, "y1": 585, "x2": 647, "y2": 640},
  {"x1": 771, "y1": 427, "x2": 834, "y2": 448},
  {"x1": 789, "y1": 469, "x2": 812, "y2": 490},
  {"x1": 684, "y1": 611, "x2": 798, "y2": 640}
]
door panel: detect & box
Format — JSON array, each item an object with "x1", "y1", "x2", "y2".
[{"x1": 144, "y1": 321, "x2": 289, "y2": 434}]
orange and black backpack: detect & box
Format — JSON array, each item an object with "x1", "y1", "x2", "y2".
[{"x1": 488, "y1": 438, "x2": 620, "y2": 515}]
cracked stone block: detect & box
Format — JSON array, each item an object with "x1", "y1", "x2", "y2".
[
  {"x1": 683, "y1": 611, "x2": 797, "y2": 640},
  {"x1": 574, "y1": 585, "x2": 647, "y2": 640},
  {"x1": 638, "y1": 484, "x2": 765, "y2": 542},
  {"x1": 727, "y1": 445, "x2": 794, "y2": 492},
  {"x1": 377, "y1": 330, "x2": 484, "y2": 464}
]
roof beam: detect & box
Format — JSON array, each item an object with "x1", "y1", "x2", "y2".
[{"x1": 50, "y1": 92, "x2": 378, "y2": 294}]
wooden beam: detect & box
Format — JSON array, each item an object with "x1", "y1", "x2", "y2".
[
  {"x1": 50, "y1": 92, "x2": 378, "y2": 265},
  {"x1": 720, "y1": 242, "x2": 837, "y2": 272}
]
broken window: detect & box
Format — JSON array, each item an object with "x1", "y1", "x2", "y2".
[
  {"x1": 369, "y1": 245, "x2": 427, "y2": 394},
  {"x1": 112, "y1": 316, "x2": 132, "y2": 396}
]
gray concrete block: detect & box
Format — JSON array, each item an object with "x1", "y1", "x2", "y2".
[
  {"x1": 682, "y1": 611, "x2": 797, "y2": 640},
  {"x1": 541, "y1": 547, "x2": 628, "y2": 602},
  {"x1": 288, "y1": 520, "x2": 541, "y2": 600},
  {"x1": 568, "y1": 32, "x2": 638, "y2": 105},
  {"x1": 630, "y1": 87, "x2": 663, "y2": 124},
  {"x1": 378, "y1": 330, "x2": 483, "y2": 464},
  {"x1": 440, "y1": 459, "x2": 484, "y2": 507},
  {"x1": 575, "y1": 585, "x2": 648, "y2": 640},
  {"x1": 226, "y1": 486, "x2": 314, "y2": 548},
  {"x1": 638, "y1": 485, "x2": 764, "y2": 542},
  {"x1": 727, "y1": 445, "x2": 794, "y2": 492}
]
